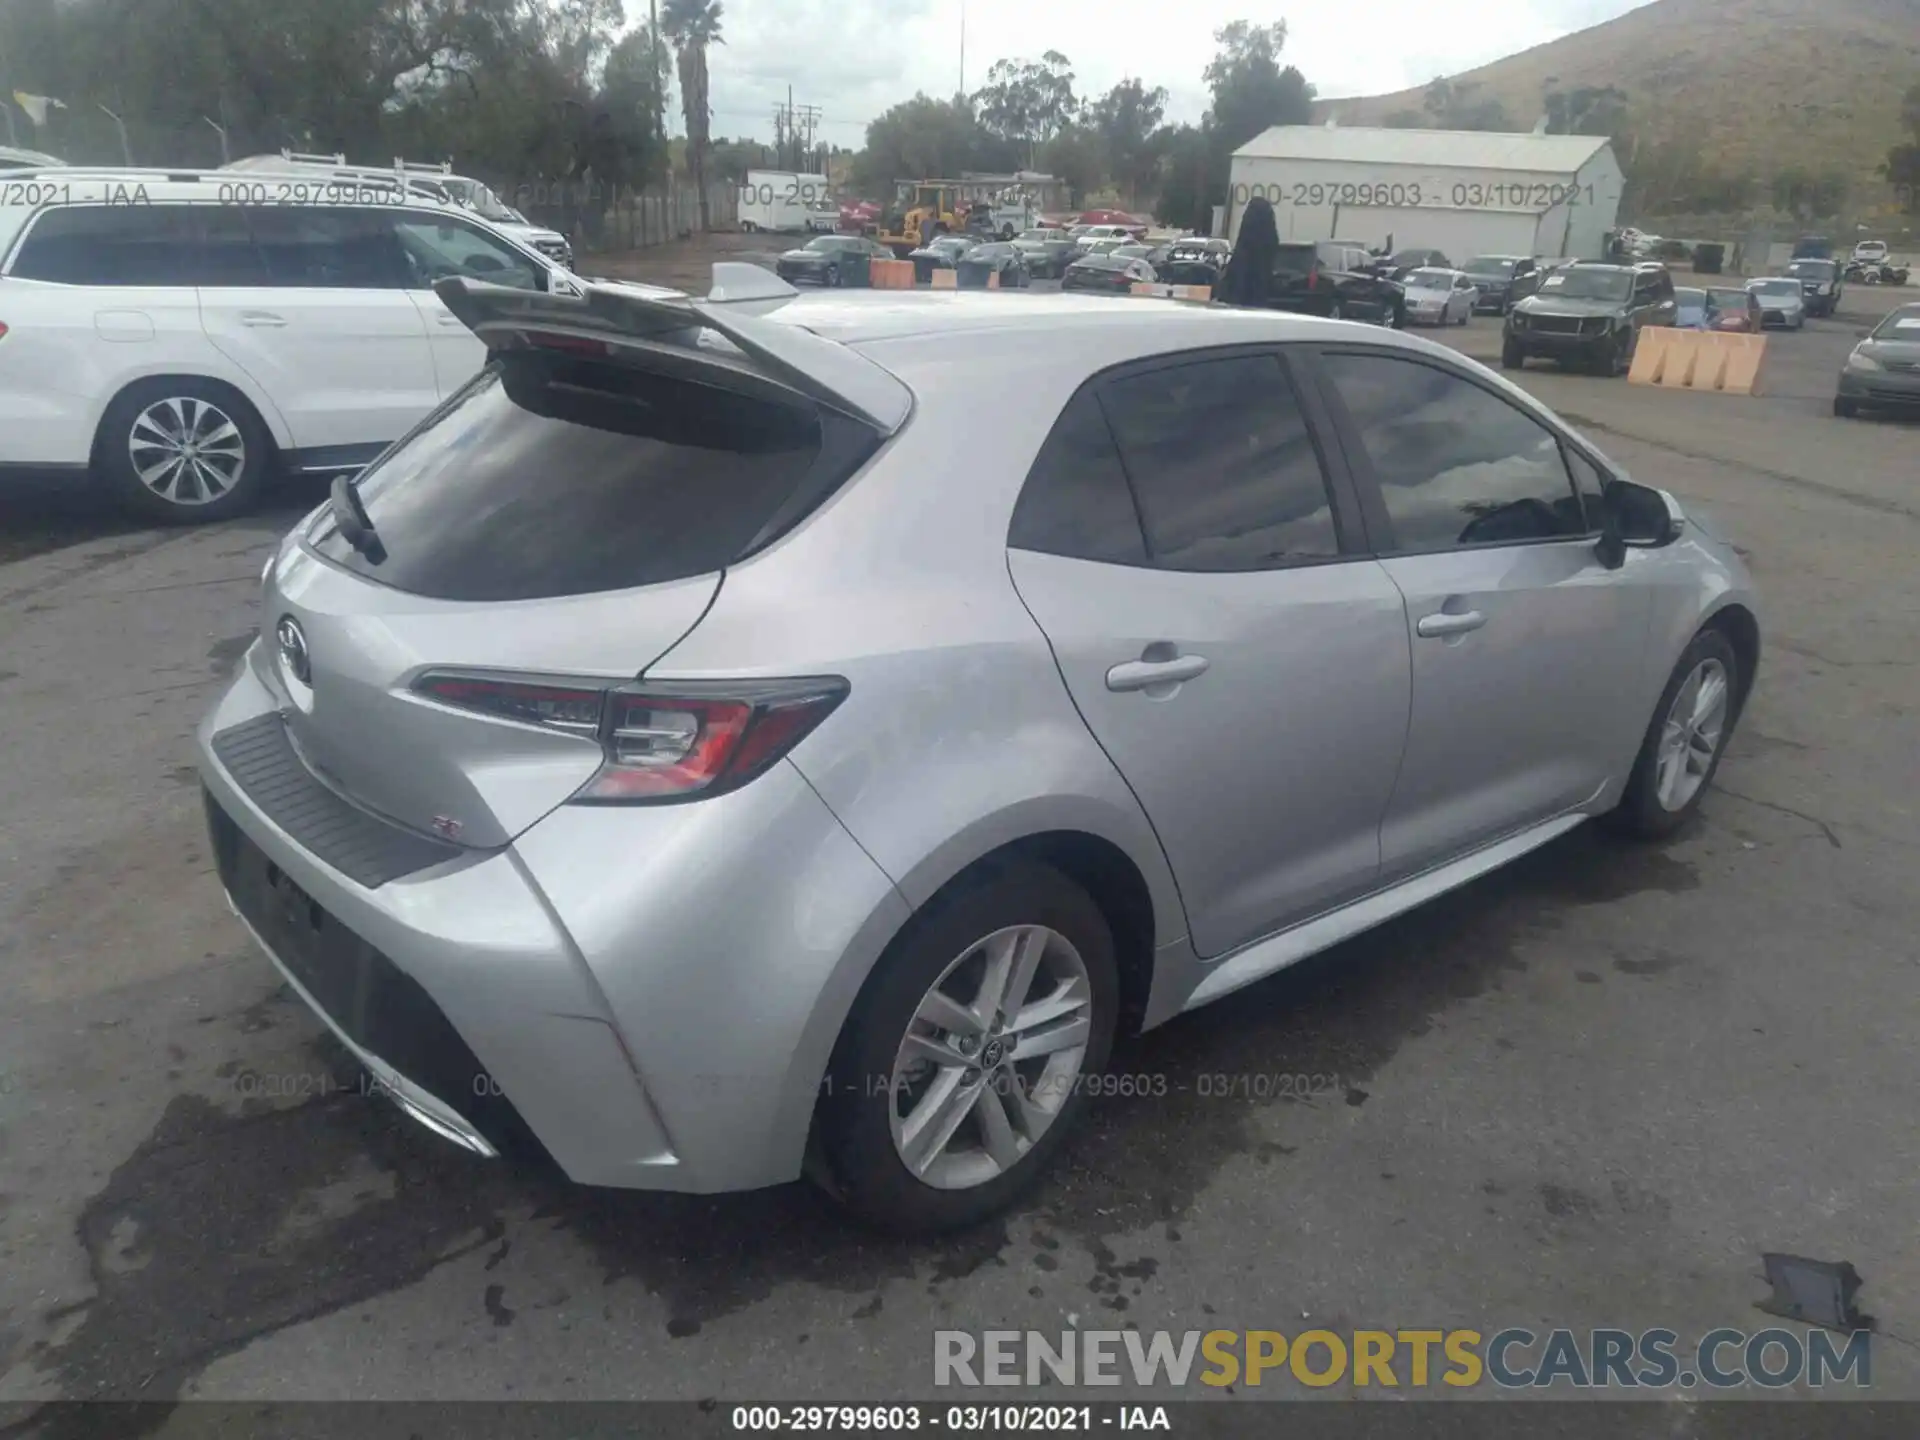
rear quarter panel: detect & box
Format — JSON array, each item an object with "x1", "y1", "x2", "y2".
[{"x1": 643, "y1": 330, "x2": 1196, "y2": 999}]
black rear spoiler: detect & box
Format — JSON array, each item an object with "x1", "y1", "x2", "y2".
[{"x1": 433, "y1": 266, "x2": 911, "y2": 434}]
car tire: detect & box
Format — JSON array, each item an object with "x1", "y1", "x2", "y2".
[
  {"x1": 1834, "y1": 396, "x2": 1858, "y2": 418},
  {"x1": 816, "y1": 862, "x2": 1120, "y2": 1235},
  {"x1": 1604, "y1": 628, "x2": 1741, "y2": 841},
  {"x1": 1501, "y1": 339, "x2": 1526, "y2": 370},
  {"x1": 94, "y1": 378, "x2": 271, "y2": 525}
]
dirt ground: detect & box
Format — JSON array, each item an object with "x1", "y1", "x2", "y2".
[{"x1": 583, "y1": 230, "x2": 785, "y2": 292}]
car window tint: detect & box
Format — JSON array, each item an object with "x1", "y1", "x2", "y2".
[
  {"x1": 1008, "y1": 390, "x2": 1147, "y2": 565},
  {"x1": 1097, "y1": 354, "x2": 1340, "y2": 571},
  {"x1": 1321, "y1": 352, "x2": 1583, "y2": 552},
  {"x1": 390, "y1": 212, "x2": 543, "y2": 290},
  {"x1": 8, "y1": 204, "x2": 198, "y2": 285},
  {"x1": 197, "y1": 207, "x2": 271, "y2": 285},
  {"x1": 314, "y1": 353, "x2": 863, "y2": 601},
  {"x1": 246, "y1": 207, "x2": 409, "y2": 288}
]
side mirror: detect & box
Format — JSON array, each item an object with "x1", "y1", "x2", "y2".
[
  {"x1": 1596, "y1": 480, "x2": 1684, "y2": 569},
  {"x1": 1856, "y1": 328, "x2": 1871, "y2": 338}
]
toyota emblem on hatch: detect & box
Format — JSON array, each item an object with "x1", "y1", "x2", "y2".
[{"x1": 276, "y1": 616, "x2": 311, "y2": 685}]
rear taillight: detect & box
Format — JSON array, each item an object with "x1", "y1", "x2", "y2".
[
  {"x1": 0, "y1": 322, "x2": 9, "y2": 341},
  {"x1": 412, "y1": 672, "x2": 847, "y2": 804},
  {"x1": 1307, "y1": 269, "x2": 1317, "y2": 292}
]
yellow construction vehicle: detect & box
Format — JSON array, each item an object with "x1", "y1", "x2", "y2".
[{"x1": 873, "y1": 180, "x2": 963, "y2": 255}]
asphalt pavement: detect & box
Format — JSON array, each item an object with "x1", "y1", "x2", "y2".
[{"x1": 1, "y1": 285, "x2": 1916, "y2": 1426}]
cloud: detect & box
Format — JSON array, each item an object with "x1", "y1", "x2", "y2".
[{"x1": 681, "y1": 0, "x2": 1655, "y2": 144}]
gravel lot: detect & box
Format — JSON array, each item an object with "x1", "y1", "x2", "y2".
[{"x1": 1, "y1": 272, "x2": 1916, "y2": 1425}]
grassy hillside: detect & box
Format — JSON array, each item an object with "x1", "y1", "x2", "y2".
[{"x1": 1314, "y1": 0, "x2": 1920, "y2": 205}]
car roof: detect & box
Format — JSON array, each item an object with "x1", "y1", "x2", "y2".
[{"x1": 731, "y1": 288, "x2": 1329, "y2": 348}]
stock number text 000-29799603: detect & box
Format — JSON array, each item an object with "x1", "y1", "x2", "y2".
[{"x1": 1230, "y1": 179, "x2": 1597, "y2": 210}]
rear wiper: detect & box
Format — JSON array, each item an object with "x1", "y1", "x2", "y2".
[{"x1": 329, "y1": 474, "x2": 387, "y2": 564}]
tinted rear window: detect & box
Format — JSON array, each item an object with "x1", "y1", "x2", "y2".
[
  {"x1": 9, "y1": 204, "x2": 199, "y2": 285},
  {"x1": 314, "y1": 352, "x2": 870, "y2": 601}
]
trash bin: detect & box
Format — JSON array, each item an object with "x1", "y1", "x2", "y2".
[{"x1": 1693, "y1": 242, "x2": 1726, "y2": 275}]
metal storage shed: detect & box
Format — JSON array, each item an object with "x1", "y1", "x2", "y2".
[{"x1": 1225, "y1": 124, "x2": 1624, "y2": 262}]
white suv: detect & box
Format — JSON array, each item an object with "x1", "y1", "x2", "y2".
[
  {"x1": 1852, "y1": 240, "x2": 1889, "y2": 264},
  {"x1": 0, "y1": 167, "x2": 564, "y2": 522},
  {"x1": 223, "y1": 153, "x2": 575, "y2": 270}
]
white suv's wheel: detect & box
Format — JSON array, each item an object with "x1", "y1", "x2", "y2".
[
  {"x1": 96, "y1": 379, "x2": 269, "y2": 524},
  {"x1": 818, "y1": 863, "x2": 1119, "y2": 1233}
]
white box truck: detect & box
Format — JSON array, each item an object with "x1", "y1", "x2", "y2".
[{"x1": 738, "y1": 171, "x2": 837, "y2": 233}]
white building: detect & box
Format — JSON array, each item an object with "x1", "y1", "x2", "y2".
[{"x1": 1225, "y1": 124, "x2": 1624, "y2": 262}]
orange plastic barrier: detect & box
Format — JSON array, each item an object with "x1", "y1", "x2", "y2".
[
  {"x1": 869, "y1": 258, "x2": 915, "y2": 289},
  {"x1": 1129, "y1": 282, "x2": 1213, "y2": 303},
  {"x1": 930, "y1": 268, "x2": 957, "y2": 290},
  {"x1": 1627, "y1": 328, "x2": 1768, "y2": 396}
]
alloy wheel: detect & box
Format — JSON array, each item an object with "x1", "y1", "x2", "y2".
[
  {"x1": 1654, "y1": 656, "x2": 1729, "y2": 812},
  {"x1": 128, "y1": 396, "x2": 247, "y2": 506},
  {"x1": 887, "y1": 924, "x2": 1094, "y2": 1190}
]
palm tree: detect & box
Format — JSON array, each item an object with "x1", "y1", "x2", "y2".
[{"x1": 661, "y1": 0, "x2": 723, "y2": 230}]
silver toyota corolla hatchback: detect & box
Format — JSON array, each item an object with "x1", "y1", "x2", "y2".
[{"x1": 199, "y1": 266, "x2": 1760, "y2": 1233}]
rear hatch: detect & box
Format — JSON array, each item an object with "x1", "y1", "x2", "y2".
[
  {"x1": 249, "y1": 274, "x2": 907, "y2": 850},
  {"x1": 1270, "y1": 243, "x2": 1319, "y2": 300}
]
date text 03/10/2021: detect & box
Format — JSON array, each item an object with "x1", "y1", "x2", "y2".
[{"x1": 1229, "y1": 179, "x2": 1598, "y2": 211}]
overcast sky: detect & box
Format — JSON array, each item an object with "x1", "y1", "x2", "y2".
[{"x1": 699, "y1": 0, "x2": 1656, "y2": 146}]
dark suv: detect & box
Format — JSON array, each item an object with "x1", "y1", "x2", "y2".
[
  {"x1": 1462, "y1": 255, "x2": 1546, "y2": 314},
  {"x1": 1265, "y1": 240, "x2": 1404, "y2": 325},
  {"x1": 1503, "y1": 261, "x2": 1677, "y2": 375},
  {"x1": 1786, "y1": 257, "x2": 1843, "y2": 317}
]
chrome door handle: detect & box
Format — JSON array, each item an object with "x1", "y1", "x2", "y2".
[
  {"x1": 1417, "y1": 610, "x2": 1486, "y2": 638},
  {"x1": 434, "y1": 313, "x2": 467, "y2": 326},
  {"x1": 1106, "y1": 654, "x2": 1209, "y2": 692},
  {"x1": 238, "y1": 311, "x2": 287, "y2": 327}
]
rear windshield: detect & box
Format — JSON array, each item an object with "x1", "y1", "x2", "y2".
[
  {"x1": 312, "y1": 351, "x2": 871, "y2": 602},
  {"x1": 1274, "y1": 244, "x2": 1318, "y2": 274}
]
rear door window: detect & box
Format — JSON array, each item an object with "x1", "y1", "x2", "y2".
[
  {"x1": 1096, "y1": 353, "x2": 1343, "y2": 570},
  {"x1": 7, "y1": 204, "x2": 200, "y2": 285},
  {"x1": 1008, "y1": 390, "x2": 1148, "y2": 565},
  {"x1": 246, "y1": 207, "x2": 410, "y2": 288},
  {"x1": 313, "y1": 351, "x2": 872, "y2": 602}
]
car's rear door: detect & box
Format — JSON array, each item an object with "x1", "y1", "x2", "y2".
[
  {"x1": 197, "y1": 205, "x2": 438, "y2": 462},
  {"x1": 1310, "y1": 346, "x2": 1652, "y2": 881},
  {"x1": 1007, "y1": 347, "x2": 1411, "y2": 959}
]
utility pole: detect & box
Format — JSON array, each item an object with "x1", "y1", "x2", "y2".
[{"x1": 959, "y1": 0, "x2": 967, "y2": 99}]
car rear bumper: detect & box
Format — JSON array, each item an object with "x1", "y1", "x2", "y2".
[{"x1": 198, "y1": 655, "x2": 909, "y2": 1193}]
